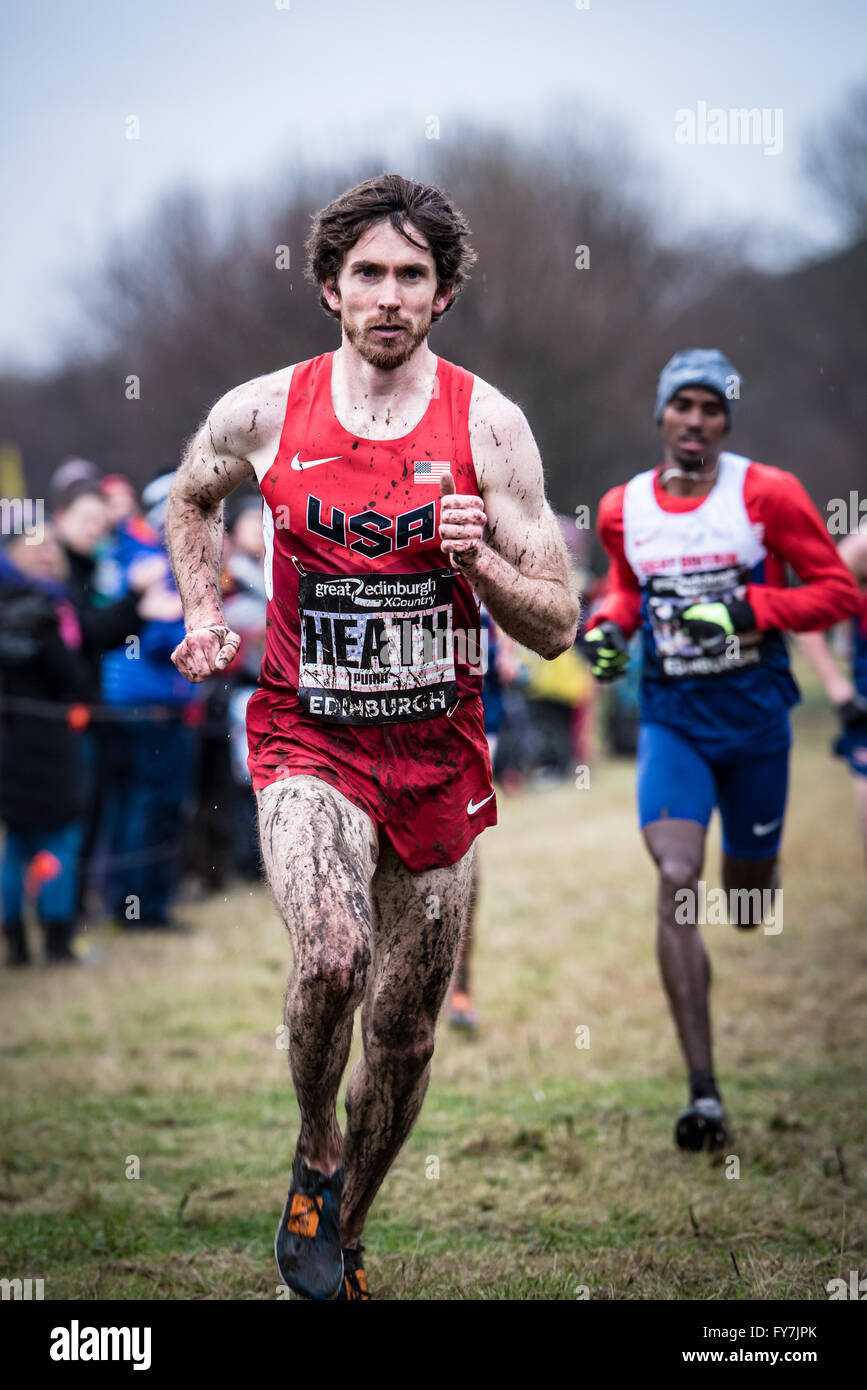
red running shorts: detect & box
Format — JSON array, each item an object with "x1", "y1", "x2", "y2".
[{"x1": 246, "y1": 689, "x2": 497, "y2": 872}]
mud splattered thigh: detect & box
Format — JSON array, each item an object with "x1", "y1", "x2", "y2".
[{"x1": 256, "y1": 774, "x2": 378, "y2": 972}]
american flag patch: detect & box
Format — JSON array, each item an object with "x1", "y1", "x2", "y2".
[{"x1": 413, "y1": 460, "x2": 451, "y2": 483}]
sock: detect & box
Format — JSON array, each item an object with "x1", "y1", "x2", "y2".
[{"x1": 689, "y1": 1068, "x2": 721, "y2": 1103}]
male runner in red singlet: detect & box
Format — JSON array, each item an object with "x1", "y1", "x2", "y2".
[
  {"x1": 582, "y1": 349, "x2": 859, "y2": 1153},
  {"x1": 166, "y1": 174, "x2": 578, "y2": 1300}
]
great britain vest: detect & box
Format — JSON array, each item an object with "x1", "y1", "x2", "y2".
[{"x1": 623, "y1": 452, "x2": 785, "y2": 680}]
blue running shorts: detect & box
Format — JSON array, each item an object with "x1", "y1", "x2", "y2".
[{"x1": 637, "y1": 722, "x2": 790, "y2": 859}]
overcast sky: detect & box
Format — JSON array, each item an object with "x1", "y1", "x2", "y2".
[{"x1": 2, "y1": 0, "x2": 865, "y2": 371}]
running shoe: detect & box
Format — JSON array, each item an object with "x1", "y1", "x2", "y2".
[
  {"x1": 275, "y1": 1154, "x2": 344, "y2": 1300},
  {"x1": 448, "y1": 987, "x2": 478, "y2": 1031},
  {"x1": 675, "y1": 1096, "x2": 729, "y2": 1152},
  {"x1": 336, "y1": 1242, "x2": 371, "y2": 1301}
]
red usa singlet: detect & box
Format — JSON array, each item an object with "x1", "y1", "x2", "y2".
[{"x1": 257, "y1": 350, "x2": 483, "y2": 723}]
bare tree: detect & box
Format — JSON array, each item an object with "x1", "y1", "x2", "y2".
[{"x1": 805, "y1": 82, "x2": 867, "y2": 238}]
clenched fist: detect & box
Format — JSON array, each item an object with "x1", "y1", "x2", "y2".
[
  {"x1": 171, "y1": 624, "x2": 241, "y2": 683},
  {"x1": 438, "y1": 472, "x2": 487, "y2": 569}
]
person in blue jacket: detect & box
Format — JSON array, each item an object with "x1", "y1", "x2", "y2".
[{"x1": 97, "y1": 473, "x2": 201, "y2": 929}]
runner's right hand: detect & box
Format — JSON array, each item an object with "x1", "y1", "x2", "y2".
[
  {"x1": 171, "y1": 624, "x2": 241, "y2": 682},
  {"x1": 582, "y1": 621, "x2": 630, "y2": 683}
]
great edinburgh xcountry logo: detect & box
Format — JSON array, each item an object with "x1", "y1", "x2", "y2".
[{"x1": 312, "y1": 575, "x2": 438, "y2": 608}]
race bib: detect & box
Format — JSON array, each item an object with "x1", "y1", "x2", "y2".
[
  {"x1": 646, "y1": 564, "x2": 763, "y2": 679},
  {"x1": 297, "y1": 568, "x2": 457, "y2": 724}
]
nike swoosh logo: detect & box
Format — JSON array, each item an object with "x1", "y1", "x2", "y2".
[
  {"x1": 290, "y1": 452, "x2": 342, "y2": 470},
  {"x1": 752, "y1": 818, "x2": 781, "y2": 836},
  {"x1": 467, "y1": 791, "x2": 495, "y2": 816}
]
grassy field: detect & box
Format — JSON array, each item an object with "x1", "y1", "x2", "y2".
[{"x1": 1, "y1": 682, "x2": 865, "y2": 1301}]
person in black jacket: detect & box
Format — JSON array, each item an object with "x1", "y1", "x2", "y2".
[
  {"x1": 0, "y1": 531, "x2": 89, "y2": 964},
  {"x1": 53, "y1": 482, "x2": 167, "y2": 700},
  {"x1": 52, "y1": 481, "x2": 168, "y2": 920}
]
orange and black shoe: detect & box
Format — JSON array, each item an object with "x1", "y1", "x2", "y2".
[
  {"x1": 275, "y1": 1154, "x2": 344, "y2": 1300},
  {"x1": 336, "y1": 1242, "x2": 371, "y2": 1300},
  {"x1": 448, "y1": 987, "x2": 478, "y2": 1031}
]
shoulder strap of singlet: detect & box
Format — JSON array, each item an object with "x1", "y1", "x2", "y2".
[
  {"x1": 623, "y1": 467, "x2": 657, "y2": 520},
  {"x1": 432, "y1": 357, "x2": 477, "y2": 495}
]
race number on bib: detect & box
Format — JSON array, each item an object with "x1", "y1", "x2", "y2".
[
  {"x1": 647, "y1": 564, "x2": 763, "y2": 679},
  {"x1": 297, "y1": 568, "x2": 457, "y2": 724}
]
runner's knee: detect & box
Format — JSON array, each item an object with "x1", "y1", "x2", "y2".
[
  {"x1": 364, "y1": 1021, "x2": 435, "y2": 1081},
  {"x1": 658, "y1": 856, "x2": 702, "y2": 895},
  {"x1": 297, "y1": 940, "x2": 370, "y2": 1010},
  {"x1": 721, "y1": 855, "x2": 777, "y2": 894}
]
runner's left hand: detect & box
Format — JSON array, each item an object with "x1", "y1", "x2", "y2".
[
  {"x1": 680, "y1": 598, "x2": 756, "y2": 654},
  {"x1": 582, "y1": 621, "x2": 630, "y2": 683},
  {"x1": 438, "y1": 473, "x2": 486, "y2": 569}
]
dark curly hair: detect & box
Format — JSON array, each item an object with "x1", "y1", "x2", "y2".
[{"x1": 304, "y1": 173, "x2": 477, "y2": 322}]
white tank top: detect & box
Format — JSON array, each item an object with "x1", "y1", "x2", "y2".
[
  {"x1": 623, "y1": 452, "x2": 765, "y2": 579},
  {"x1": 622, "y1": 453, "x2": 767, "y2": 680}
]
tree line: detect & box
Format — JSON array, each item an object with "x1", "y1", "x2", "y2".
[{"x1": 2, "y1": 88, "x2": 864, "y2": 550}]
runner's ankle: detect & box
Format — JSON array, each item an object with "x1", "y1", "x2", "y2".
[{"x1": 689, "y1": 1068, "x2": 721, "y2": 1103}]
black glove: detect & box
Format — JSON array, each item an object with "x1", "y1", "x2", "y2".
[
  {"x1": 582, "y1": 621, "x2": 630, "y2": 683},
  {"x1": 679, "y1": 597, "x2": 756, "y2": 655},
  {"x1": 839, "y1": 693, "x2": 867, "y2": 731}
]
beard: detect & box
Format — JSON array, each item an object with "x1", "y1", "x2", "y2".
[
  {"x1": 673, "y1": 443, "x2": 709, "y2": 470},
  {"x1": 343, "y1": 311, "x2": 432, "y2": 369}
]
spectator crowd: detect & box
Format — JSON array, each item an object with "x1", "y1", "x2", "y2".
[{"x1": 0, "y1": 460, "x2": 267, "y2": 965}]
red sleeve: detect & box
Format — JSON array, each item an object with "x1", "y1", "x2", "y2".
[
  {"x1": 585, "y1": 485, "x2": 642, "y2": 637},
  {"x1": 743, "y1": 463, "x2": 860, "y2": 632}
]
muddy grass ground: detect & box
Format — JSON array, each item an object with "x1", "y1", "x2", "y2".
[{"x1": 1, "y1": 678, "x2": 864, "y2": 1301}]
